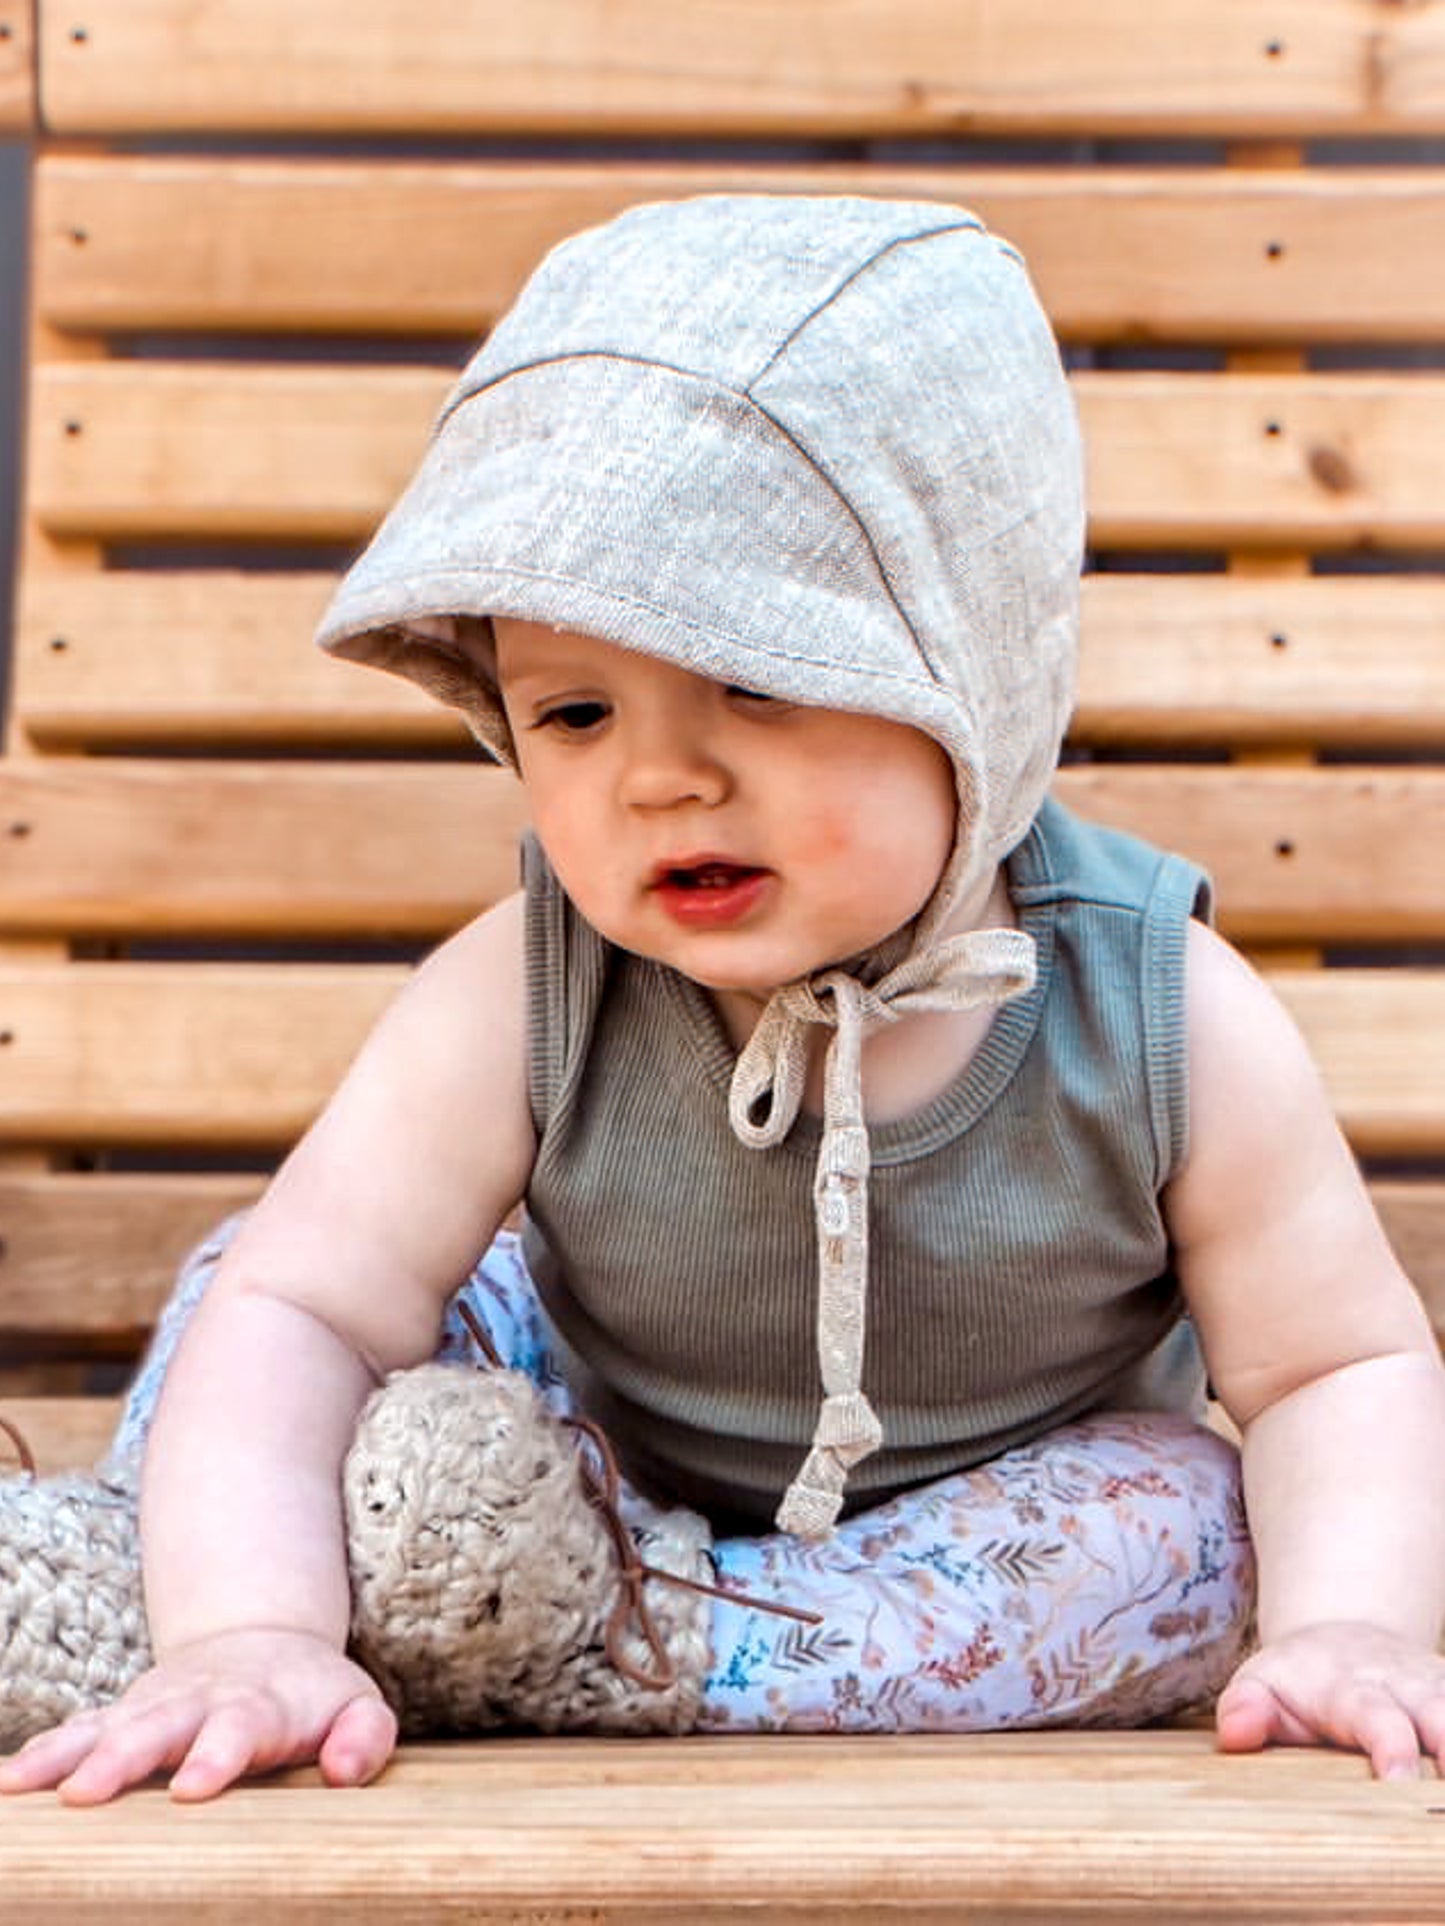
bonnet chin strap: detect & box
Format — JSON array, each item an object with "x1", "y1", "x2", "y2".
[{"x1": 728, "y1": 928, "x2": 1036, "y2": 1539}]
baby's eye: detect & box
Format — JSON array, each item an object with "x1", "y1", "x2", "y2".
[
  {"x1": 535, "y1": 699, "x2": 610, "y2": 735},
  {"x1": 725, "y1": 684, "x2": 784, "y2": 711}
]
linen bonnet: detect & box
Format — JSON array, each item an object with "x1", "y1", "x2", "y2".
[{"x1": 317, "y1": 194, "x2": 1085, "y2": 1536}]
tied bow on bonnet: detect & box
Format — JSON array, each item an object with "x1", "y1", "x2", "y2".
[
  {"x1": 730, "y1": 934, "x2": 1035, "y2": 1535},
  {"x1": 314, "y1": 193, "x2": 1085, "y2": 1538}
]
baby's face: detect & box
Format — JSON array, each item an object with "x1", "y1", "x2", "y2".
[{"x1": 491, "y1": 619, "x2": 954, "y2": 997}]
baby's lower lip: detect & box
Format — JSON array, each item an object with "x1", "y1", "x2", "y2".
[{"x1": 651, "y1": 863, "x2": 772, "y2": 928}]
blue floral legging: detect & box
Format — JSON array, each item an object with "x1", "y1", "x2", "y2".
[{"x1": 108, "y1": 1220, "x2": 1257, "y2": 1734}]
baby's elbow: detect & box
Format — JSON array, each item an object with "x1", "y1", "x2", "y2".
[{"x1": 1228, "y1": 1340, "x2": 1445, "y2": 1436}]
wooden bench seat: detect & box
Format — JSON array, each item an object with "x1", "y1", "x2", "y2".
[
  {"x1": 6, "y1": 1731, "x2": 1445, "y2": 1924},
  {"x1": 2, "y1": 0, "x2": 1444, "y2": 1914}
]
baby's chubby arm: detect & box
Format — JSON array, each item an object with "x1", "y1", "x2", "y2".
[
  {"x1": 0, "y1": 891, "x2": 536, "y2": 1805},
  {"x1": 1166, "y1": 921, "x2": 1445, "y2": 1777}
]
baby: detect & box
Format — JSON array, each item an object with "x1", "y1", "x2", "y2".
[{"x1": 3, "y1": 195, "x2": 1443, "y2": 1802}]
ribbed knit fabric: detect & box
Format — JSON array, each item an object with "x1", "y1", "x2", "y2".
[{"x1": 522, "y1": 798, "x2": 1212, "y2": 1529}]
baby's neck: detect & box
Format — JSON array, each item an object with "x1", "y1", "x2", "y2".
[{"x1": 710, "y1": 864, "x2": 1017, "y2": 1125}]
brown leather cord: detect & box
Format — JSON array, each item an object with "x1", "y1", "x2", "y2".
[
  {"x1": 457, "y1": 1300, "x2": 506, "y2": 1371},
  {"x1": 0, "y1": 1414, "x2": 37, "y2": 1477},
  {"x1": 565, "y1": 1410, "x2": 822, "y2": 1689},
  {"x1": 455, "y1": 1300, "x2": 822, "y2": 1690}
]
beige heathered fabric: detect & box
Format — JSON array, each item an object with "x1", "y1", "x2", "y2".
[{"x1": 316, "y1": 195, "x2": 1085, "y2": 1534}]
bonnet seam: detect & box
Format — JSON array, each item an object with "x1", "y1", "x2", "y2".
[
  {"x1": 441, "y1": 349, "x2": 937, "y2": 686},
  {"x1": 744, "y1": 219, "x2": 987, "y2": 390},
  {"x1": 358, "y1": 558, "x2": 936, "y2": 695}
]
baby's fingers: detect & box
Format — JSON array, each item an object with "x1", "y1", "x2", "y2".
[
  {"x1": 54, "y1": 1697, "x2": 211, "y2": 1806},
  {"x1": 1384, "y1": 1676, "x2": 1445, "y2": 1780},
  {"x1": 1215, "y1": 1672, "x2": 1326, "y2": 1756},
  {"x1": 0, "y1": 1714, "x2": 111, "y2": 1794},
  {"x1": 316, "y1": 1693, "x2": 397, "y2": 1789},
  {"x1": 1218, "y1": 1635, "x2": 1445, "y2": 1781},
  {"x1": 1218, "y1": 1675, "x2": 1421, "y2": 1778},
  {"x1": 169, "y1": 1685, "x2": 396, "y2": 1802},
  {"x1": 167, "y1": 1698, "x2": 295, "y2": 1803},
  {"x1": 1340, "y1": 1685, "x2": 1426, "y2": 1782}
]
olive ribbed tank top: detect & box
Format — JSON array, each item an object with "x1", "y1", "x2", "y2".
[{"x1": 521, "y1": 799, "x2": 1211, "y2": 1529}]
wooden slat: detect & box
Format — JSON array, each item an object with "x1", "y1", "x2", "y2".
[
  {"x1": 1, "y1": 1729, "x2": 1443, "y2": 1920},
  {"x1": 0, "y1": 961, "x2": 406, "y2": 1149},
  {"x1": 13, "y1": 572, "x2": 463, "y2": 749},
  {"x1": 0, "y1": 962, "x2": 1439, "y2": 1157},
  {"x1": 1375, "y1": 1181, "x2": 1445, "y2": 1341},
  {"x1": 29, "y1": 363, "x2": 443, "y2": 544},
  {"x1": 0, "y1": 1172, "x2": 263, "y2": 1344},
  {"x1": 1059, "y1": 768, "x2": 1445, "y2": 946},
  {"x1": 34, "y1": 157, "x2": 1445, "y2": 347},
  {"x1": 1072, "y1": 576, "x2": 1445, "y2": 752},
  {"x1": 32, "y1": 365, "x2": 1445, "y2": 552},
  {"x1": 33, "y1": 0, "x2": 1445, "y2": 139},
  {"x1": 1, "y1": 761, "x2": 1442, "y2": 947},
  {"x1": 15, "y1": 571, "x2": 1445, "y2": 755},
  {"x1": 0, "y1": 761, "x2": 528, "y2": 938},
  {"x1": 0, "y1": 0, "x2": 33, "y2": 133},
  {"x1": 2, "y1": 1170, "x2": 1439, "y2": 1353},
  {"x1": 1274, "y1": 970, "x2": 1445, "y2": 1161},
  {"x1": 0, "y1": 1393, "x2": 121, "y2": 1472},
  {"x1": 1079, "y1": 373, "x2": 1445, "y2": 552}
]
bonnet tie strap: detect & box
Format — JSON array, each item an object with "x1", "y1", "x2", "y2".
[{"x1": 729, "y1": 928, "x2": 1036, "y2": 1539}]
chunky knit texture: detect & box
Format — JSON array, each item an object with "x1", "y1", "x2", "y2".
[
  {"x1": 0, "y1": 1468, "x2": 149, "y2": 1748},
  {"x1": 0, "y1": 1364, "x2": 712, "y2": 1751},
  {"x1": 345, "y1": 1365, "x2": 712, "y2": 1735}
]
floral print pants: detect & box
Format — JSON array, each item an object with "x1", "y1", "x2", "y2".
[{"x1": 112, "y1": 1221, "x2": 1257, "y2": 1734}]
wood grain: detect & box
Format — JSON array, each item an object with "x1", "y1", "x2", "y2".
[
  {"x1": 34, "y1": 0, "x2": 1445, "y2": 138},
  {"x1": 0, "y1": 760, "x2": 529, "y2": 938},
  {"x1": 0, "y1": 1730, "x2": 1441, "y2": 1920},
  {"x1": 0, "y1": 1173, "x2": 264, "y2": 1343},
  {"x1": 34, "y1": 157, "x2": 1445, "y2": 345},
  {"x1": 0, "y1": 961, "x2": 405, "y2": 1148},
  {"x1": 13, "y1": 571, "x2": 460, "y2": 749},
  {"x1": 1071, "y1": 576, "x2": 1445, "y2": 751},
  {"x1": 0, "y1": 1393, "x2": 123, "y2": 1471}
]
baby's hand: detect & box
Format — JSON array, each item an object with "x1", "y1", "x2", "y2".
[
  {"x1": 1216, "y1": 1622, "x2": 1445, "y2": 1779},
  {"x1": 0, "y1": 1626, "x2": 396, "y2": 1805}
]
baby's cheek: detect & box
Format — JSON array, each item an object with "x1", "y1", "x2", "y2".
[{"x1": 787, "y1": 803, "x2": 856, "y2": 868}]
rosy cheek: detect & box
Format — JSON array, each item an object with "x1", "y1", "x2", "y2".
[{"x1": 788, "y1": 801, "x2": 856, "y2": 867}]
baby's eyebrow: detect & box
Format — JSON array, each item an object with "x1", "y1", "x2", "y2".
[{"x1": 496, "y1": 657, "x2": 575, "y2": 688}]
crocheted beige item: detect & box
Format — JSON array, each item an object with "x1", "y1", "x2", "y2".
[
  {"x1": 0, "y1": 1364, "x2": 713, "y2": 1751},
  {"x1": 345, "y1": 1364, "x2": 713, "y2": 1735},
  {"x1": 0, "y1": 1467, "x2": 150, "y2": 1748}
]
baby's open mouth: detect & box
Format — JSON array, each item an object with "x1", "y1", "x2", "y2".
[
  {"x1": 650, "y1": 859, "x2": 773, "y2": 925},
  {"x1": 660, "y1": 861, "x2": 765, "y2": 891}
]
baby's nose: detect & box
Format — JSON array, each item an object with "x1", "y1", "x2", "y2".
[{"x1": 617, "y1": 717, "x2": 731, "y2": 810}]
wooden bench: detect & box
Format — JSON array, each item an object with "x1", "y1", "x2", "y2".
[{"x1": 2, "y1": 0, "x2": 1445, "y2": 1915}]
